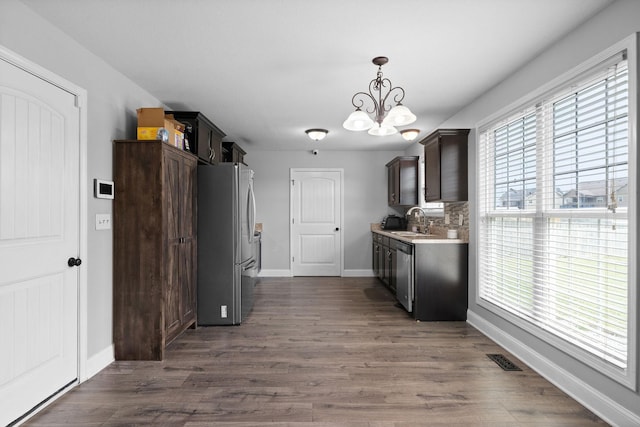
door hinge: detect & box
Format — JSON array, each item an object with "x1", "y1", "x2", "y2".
[
  {"x1": 292, "y1": 218, "x2": 295, "y2": 224},
  {"x1": 292, "y1": 256, "x2": 295, "y2": 262}
]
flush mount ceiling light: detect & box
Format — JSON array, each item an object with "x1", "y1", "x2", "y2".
[
  {"x1": 305, "y1": 128, "x2": 329, "y2": 141},
  {"x1": 343, "y1": 56, "x2": 416, "y2": 136},
  {"x1": 400, "y1": 129, "x2": 420, "y2": 141}
]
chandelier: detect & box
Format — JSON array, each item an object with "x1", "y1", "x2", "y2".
[{"x1": 343, "y1": 56, "x2": 417, "y2": 136}]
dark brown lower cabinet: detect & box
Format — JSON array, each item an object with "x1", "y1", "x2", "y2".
[
  {"x1": 372, "y1": 233, "x2": 396, "y2": 294},
  {"x1": 113, "y1": 140, "x2": 197, "y2": 360},
  {"x1": 372, "y1": 231, "x2": 468, "y2": 320},
  {"x1": 413, "y1": 243, "x2": 468, "y2": 321}
]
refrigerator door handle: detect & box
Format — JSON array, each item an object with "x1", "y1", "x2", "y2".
[
  {"x1": 248, "y1": 179, "x2": 257, "y2": 243},
  {"x1": 242, "y1": 259, "x2": 257, "y2": 271}
]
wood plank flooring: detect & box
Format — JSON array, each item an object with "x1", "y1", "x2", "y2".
[{"x1": 24, "y1": 277, "x2": 607, "y2": 426}]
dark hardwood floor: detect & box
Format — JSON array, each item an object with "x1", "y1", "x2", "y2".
[{"x1": 25, "y1": 277, "x2": 607, "y2": 426}]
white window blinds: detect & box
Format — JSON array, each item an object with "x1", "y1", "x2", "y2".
[{"x1": 478, "y1": 54, "x2": 630, "y2": 376}]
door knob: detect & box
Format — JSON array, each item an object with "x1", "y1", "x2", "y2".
[
  {"x1": 335, "y1": 227, "x2": 340, "y2": 231},
  {"x1": 67, "y1": 257, "x2": 82, "y2": 267}
]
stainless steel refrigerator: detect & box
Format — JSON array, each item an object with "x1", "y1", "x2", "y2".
[{"x1": 197, "y1": 163, "x2": 258, "y2": 325}]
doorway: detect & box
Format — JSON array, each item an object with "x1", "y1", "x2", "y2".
[
  {"x1": 0, "y1": 46, "x2": 87, "y2": 426},
  {"x1": 290, "y1": 169, "x2": 343, "y2": 276}
]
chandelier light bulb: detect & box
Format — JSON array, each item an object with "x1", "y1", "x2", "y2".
[
  {"x1": 386, "y1": 104, "x2": 417, "y2": 127},
  {"x1": 343, "y1": 109, "x2": 374, "y2": 131},
  {"x1": 367, "y1": 123, "x2": 398, "y2": 136}
]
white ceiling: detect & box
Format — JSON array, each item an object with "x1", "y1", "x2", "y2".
[{"x1": 22, "y1": 0, "x2": 612, "y2": 151}]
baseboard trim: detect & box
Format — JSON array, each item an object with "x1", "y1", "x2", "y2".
[
  {"x1": 342, "y1": 269, "x2": 375, "y2": 277},
  {"x1": 467, "y1": 310, "x2": 640, "y2": 427},
  {"x1": 84, "y1": 344, "x2": 114, "y2": 381},
  {"x1": 258, "y1": 269, "x2": 293, "y2": 277},
  {"x1": 258, "y1": 269, "x2": 376, "y2": 278}
]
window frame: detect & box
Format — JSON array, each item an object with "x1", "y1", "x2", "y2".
[{"x1": 475, "y1": 35, "x2": 638, "y2": 390}]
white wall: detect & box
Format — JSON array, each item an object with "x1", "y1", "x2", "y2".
[
  {"x1": 436, "y1": 1, "x2": 640, "y2": 425},
  {"x1": 248, "y1": 149, "x2": 404, "y2": 275},
  {"x1": 1, "y1": 0, "x2": 164, "y2": 367}
]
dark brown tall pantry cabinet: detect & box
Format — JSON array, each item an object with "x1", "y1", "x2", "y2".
[{"x1": 113, "y1": 140, "x2": 197, "y2": 360}]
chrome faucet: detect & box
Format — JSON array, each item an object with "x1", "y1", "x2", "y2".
[{"x1": 406, "y1": 206, "x2": 428, "y2": 233}]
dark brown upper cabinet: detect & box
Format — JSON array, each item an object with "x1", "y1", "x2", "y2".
[
  {"x1": 386, "y1": 156, "x2": 418, "y2": 207},
  {"x1": 166, "y1": 111, "x2": 225, "y2": 165},
  {"x1": 222, "y1": 141, "x2": 247, "y2": 165},
  {"x1": 419, "y1": 129, "x2": 469, "y2": 202}
]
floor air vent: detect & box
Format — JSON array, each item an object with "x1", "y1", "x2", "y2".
[{"x1": 487, "y1": 353, "x2": 522, "y2": 371}]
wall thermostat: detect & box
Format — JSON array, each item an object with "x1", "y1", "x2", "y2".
[{"x1": 94, "y1": 179, "x2": 114, "y2": 199}]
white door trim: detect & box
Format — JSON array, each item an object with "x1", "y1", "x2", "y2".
[
  {"x1": 290, "y1": 168, "x2": 344, "y2": 276},
  {"x1": 0, "y1": 45, "x2": 88, "y2": 383}
]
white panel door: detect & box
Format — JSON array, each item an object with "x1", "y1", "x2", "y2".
[
  {"x1": 0, "y1": 57, "x2": 80, "y2": 426},
  {"x1": 291, "y1": 169, "x2": 342, "y2": 276}
]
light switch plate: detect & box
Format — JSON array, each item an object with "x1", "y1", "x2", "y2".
[
  {"x1": 444, "y1": 213, "x2": 450, "y2": 225},
  {"x1": 96, "y1": 213, "x2": 111, "y2": 230}
]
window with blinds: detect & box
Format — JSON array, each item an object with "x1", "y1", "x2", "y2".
[{"x1": 478, "y1": 53, "x2": 631, "y2": 381}]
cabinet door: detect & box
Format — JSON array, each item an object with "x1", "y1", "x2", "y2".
[
  {"x1": 387, "y1": 162, "x2": 399, "y2": 205},
  {"x1": 424, "y1": 139, "x2": 441, "y2": 202},
  {"x1": 422, "y1": 129, "x2": 469, "y2": 202},
  {"x1": 383, "y1": 245, "x2": 392, "y2": 286},
  {"x1": 372, "y1": 235, "x2": 380, "y2": 275},
  {"x1": 163, "y1": 149, "x2": 183, "y2": 340},
  {"x1": 197, "y1": 127, "x2": 215, "y2": 164},
  {"x1": 387, "y1": 157, "x2": 417, "y2": 206},
  {"x1": 389, "y1": 247, "x2": 397, "y2": 293},
  {"x1": 377, "y1": 240, "x2": 385, "y2": 279},
  {"x1": 440, "y1": 136, "x2": 468, "y2": 201},
  {"x1": 210, "y1": 129, "x2": 222, "y2": 165},
  {"x1": 164, "y1": 147, "x2": 197, "y2": 341},
  {"x1": 398, "y1": 159, "x2": 418, "y2": 205},
  {"x1": 180, "y1": 156, "x2": 197, "y2": 325},
  {"x1": 234, "y1": 150, "x2": 245, "y2": 164},
  {"x1": 181, "y1": 239, "x2": 196, "y2": 325}
]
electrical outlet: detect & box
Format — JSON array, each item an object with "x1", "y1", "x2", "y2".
[
  {"x1": 444, "y1": 213, "x2": 450, "y2": 225},
  {"x1": 459, "y1": 214, "x2": 464, "y2": 226},
  {"x1": 221, "y1": 305, "x2": 227, "y2": 318}
]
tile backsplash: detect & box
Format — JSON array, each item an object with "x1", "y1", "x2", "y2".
[{"x1": 406, "y1": 201, "x2": 469, "y2": 242}]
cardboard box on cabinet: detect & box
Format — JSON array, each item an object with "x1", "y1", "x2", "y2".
[
  {"x1": 165, "y1": 114, "x2": 185, "y2": 149},
  {"x1": 136, "y1": 108, "x2": 185, "y2": 149}
]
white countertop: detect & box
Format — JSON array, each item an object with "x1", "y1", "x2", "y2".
[{"x1": 371, "y1": 226, "x2": 465, "y2": 244}]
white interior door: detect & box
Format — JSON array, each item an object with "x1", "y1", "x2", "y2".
[
  {"x1": 0, "y1": 56, "x2": 80, "y2": 426},
  {"x1": 291, "y1": 169, "x2": 342, "y2": 276}
]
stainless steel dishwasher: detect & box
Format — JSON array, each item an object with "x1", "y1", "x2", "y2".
[{"x1": 395, "y1": 240, "x2": 414, "y2": 312}]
